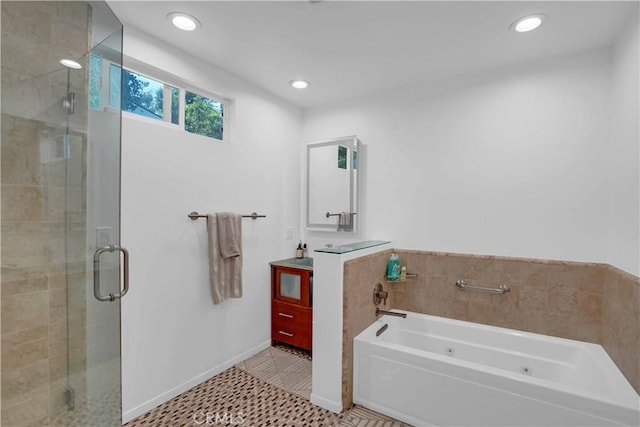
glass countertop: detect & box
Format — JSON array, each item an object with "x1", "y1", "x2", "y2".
[
  {"x1": 269, "y1": 257, "x2": 313, "y2": 271},
  {"x1": 314, "y1": 240, "x2": 391, "y2": 254}
]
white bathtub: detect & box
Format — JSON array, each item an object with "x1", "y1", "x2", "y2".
[{"x1": 353, "y1": 310, "x2": 640, "y2": 426}]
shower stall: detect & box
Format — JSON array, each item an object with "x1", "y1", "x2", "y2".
[{"x1": 1, "y1": 2, "x2": 125, "y2": 425}]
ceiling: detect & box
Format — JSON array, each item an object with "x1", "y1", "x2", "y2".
[{"x1": 107, "y1": 1, "x2": 635, "y2": 109}]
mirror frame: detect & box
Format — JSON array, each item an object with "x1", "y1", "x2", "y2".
[{"x1": 305, "y1": 135, "x2": 361, "y2": 232}]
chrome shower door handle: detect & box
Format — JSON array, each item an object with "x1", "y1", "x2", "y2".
[{"x1": 93, "y1": 244, "x2": 130, "y2": 302}]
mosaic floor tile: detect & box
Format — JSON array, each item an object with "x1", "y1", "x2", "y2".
[
  {"x1": 125, "y1": 346, "x2": 410, "y2": 427},
  {"x1": 236, "y1": 346, "x2": 312, "y2": 400}
]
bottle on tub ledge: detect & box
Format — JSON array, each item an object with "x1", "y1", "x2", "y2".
[
  {"x1": 296, "y1": 241, "x2": 304, "y2": 259},
  {"x1": 386, "y1": 253, "x2": 401, "y2": 281},
  {"x1": 303, "y1": 243, "x2": 308, "y2": 258}
]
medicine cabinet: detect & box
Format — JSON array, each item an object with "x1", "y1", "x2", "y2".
[{"x1": 306, "y1": 136, "x2": 362, "y2": 232}]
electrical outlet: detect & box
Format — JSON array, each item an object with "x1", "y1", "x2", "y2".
[{"x1": 284, "y1": 226, "x2": 294, "y2": 240}]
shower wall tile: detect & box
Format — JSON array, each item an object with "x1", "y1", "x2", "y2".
[
  {"x1": 48, "y1": 287, "x2": 67, "y2": 324},
  {"x1": 1, "y1": 185, "x2": 45, "y2": 223},
  {"x1": 1, "y1": 390, "x2": 49, "y2": 427},
  {"x1": 1, "y1": 359, "x2": 50, "y2": 408},
  {"x1": 49, "y1": 354, "x2": 68, "y2": 384},
  {"x1": 1, "y1": 223, "x2": 52, "y2": 258},
  {"x1": 1, "y1": 326, "x2": 48, "y2": 349},
  {"x1": 1, "y1": 277, "x2": 49, "y2": 297},
  {"x1": 0, "y1": 2, "x2": 51, "y2": 46},
  {"x1": 0, "y1": 144, "x2": 44, "y2": 186},
  {"x1": 1, "y1": 337, "x2": 49, "y2": 372},
  {"x1": 2, "y1": 3, "x2": 90, "y2": 421},
  {"x1": 49, "y1": 320, "x2": 68, "y2": 361},
  {"x1": 1, "y1": 291, "x2": 49, "y2": 334},
  {"x1": 342, "y1": 249, "x2": 640, "y2": 403},
  {"x1": 1, "y1": 256, "x2": 50, "y2": 284}
]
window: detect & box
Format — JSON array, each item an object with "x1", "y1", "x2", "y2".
[
  {"x1": 122, "y1": 70, "x2": 163, "y2": 120},
  {"x1": 109, "y1": 64, "x2": 121, "y2": 109},
  {"x1": 89, "y1": 54, "x2": 102, "y2": 110},
  {"x1": 185, "y1": 91, "x2": 223, "y2": 140},
  {"x1": 89, "y1": 58, "x2": 227, "y2": 140},
  {"x1": 338, "y1": 146, "x2": 347, "y2": 169},
  {"x1": 119, "y1": 70, "x2": 179, "y2": 124}
]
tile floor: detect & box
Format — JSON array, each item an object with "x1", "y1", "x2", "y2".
[
  {"x1": 235, "y1": 346, "x2": 312, "y2": 400},
  {"x1": 125, "y1": 345, "x2": 408, "y2": 426}
]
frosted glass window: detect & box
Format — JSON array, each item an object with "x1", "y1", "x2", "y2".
[{"x1": 280, "y1": 273, "x2": 301, "y2": 300}]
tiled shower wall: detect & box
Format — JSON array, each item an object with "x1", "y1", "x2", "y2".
[
  {"x1": 1, "y1": 2, "x2": 89, "y2": 426},
  {"x1": 342, "y1": 250, "x2": 640, "y2": 408}
]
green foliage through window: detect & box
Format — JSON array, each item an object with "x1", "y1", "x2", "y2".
[
  {"x1": 89, "y1": 60, "x2": 226, "y2": 141},
  {"x1": 171, "y1": 87, "x2": 180, "y2": 125},
  {"x1": 122, "y1": 70, "x2": 163, "y2": 120},
  {"x1": 89, "y1": 54, "x2": 102, "y2": 110},
  {"x1": 109, "y1": 64, "x2": 121, "y2": 109},
  {"x1": 338, "y1": 146, "x2": 347, "y2": 169},
  {"x1": 185, "y1": 91, "x2": 224, "y2": 140}
]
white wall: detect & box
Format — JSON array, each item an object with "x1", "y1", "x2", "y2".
[
  {"x1": 608, "y1": 12, "x2": 640, "y2": 277},
  {"x1": 303, "y1": 49, "x2": 617, "y2": 267},
  {"x1": 120, "y1": 27, "x2": 302, "y2": 421},
  {"x1": 311, "y1": 243, "x2": 392, "y2": 413}
]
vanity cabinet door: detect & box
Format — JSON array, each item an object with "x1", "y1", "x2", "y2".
[{"x1": 273, "y1": 266, "x2": 311, "y2": 307}]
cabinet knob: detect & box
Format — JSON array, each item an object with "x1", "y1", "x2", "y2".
[{"x1": 278, "y1": 330, "x2": 294, "y2": 337}]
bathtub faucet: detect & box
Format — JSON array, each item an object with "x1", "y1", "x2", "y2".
[
  {"x1": 375, "y1": 307, "x2": 407, "y2": 318},
  {"x1": 373, "y1": 283, "x2": 388, "y2": 305}
]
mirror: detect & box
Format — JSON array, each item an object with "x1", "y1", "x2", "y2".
[{"x1": 306, "y1": 136, "x2": 361, "y2": 232}]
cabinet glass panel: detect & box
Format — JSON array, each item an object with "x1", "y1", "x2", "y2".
[{"x1": 280, "y1": 272, "x2": 301, "y2": 300}]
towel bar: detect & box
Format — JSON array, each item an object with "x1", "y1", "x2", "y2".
[
  {"x1": 326, "y1": 212, "x2": 356, "y2": 218},
  {"x1": 188, "y1": 211, "x2": 266, "y2": 220}
]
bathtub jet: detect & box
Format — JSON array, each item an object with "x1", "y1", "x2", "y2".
[{"x1": 354, "y1": 310, "x2": 640, "y2": 427}]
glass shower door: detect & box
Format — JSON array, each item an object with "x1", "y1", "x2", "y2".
[
  {"x1": 70, "y1": 2, "x2": 125, "y2": 425},
  {"x1": 0, "y1": 2, "x2": 124, "y2": 426}
]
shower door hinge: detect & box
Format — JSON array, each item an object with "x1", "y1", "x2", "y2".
[
  {"x1": 64, "y1": 387, "x2": 75, "y2": 411},
  {"x1": 62, "y1": 92, "x2": 75, "y2": 114}
]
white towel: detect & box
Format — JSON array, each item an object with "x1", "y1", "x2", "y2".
[
  {"x1": 216, "y1": 212, "x2": 241, "y2": 258},
  {"x1": 207, "y1": 214, "x2": 242, "y2": 305}
]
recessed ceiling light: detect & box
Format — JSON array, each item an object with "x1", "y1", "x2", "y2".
[
  {"x1": 511, "y1": 14, "x2": 546, "y2": 33},
  {"x1": 290, "y1": 80, "x2": 310, "y2": 89},
  {"x1": 59, "y1": 59, "x2": 82, "y2": 69},
  {"x1": 167, "y1": 12, "x2": 201, "y2": 31}
]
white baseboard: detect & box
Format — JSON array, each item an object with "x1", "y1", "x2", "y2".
[
  {"x1": 310, "y1": 393, "x2": 342, "y2": 414},
  {"x1": 122, "y1": 340, "x2": 271, "y2": 424}
]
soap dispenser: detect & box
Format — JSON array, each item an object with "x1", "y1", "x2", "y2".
[
  {"x1": 386, "y1": 253, "x2": 401, "y2": 281},
  {"x1": 296, "y1": 241, "x2": 303, "y2": 259}
]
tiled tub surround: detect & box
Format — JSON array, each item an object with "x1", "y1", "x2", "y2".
[{"x1": 341, "y1": 250, "x2": 640, "y2": 409}]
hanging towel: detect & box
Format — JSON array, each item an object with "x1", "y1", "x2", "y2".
[
  {"x1": 338, "y1": 211, "x2": 352, "y2": 232},
  {"x1": 207, "y1": 213, "x2": 243, "y2": 305},
  {"x1": 216, "y1": 212, "x2": 242, "y2": 258}
]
